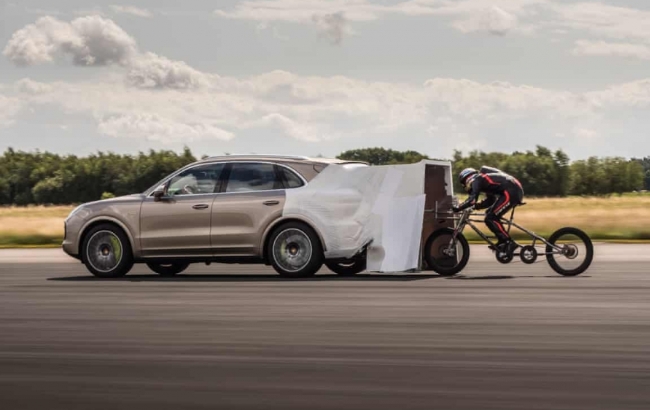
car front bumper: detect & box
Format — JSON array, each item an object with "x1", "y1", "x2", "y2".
[{"x1": 61, "y1": 219, "x2": 81, "y2": 260}]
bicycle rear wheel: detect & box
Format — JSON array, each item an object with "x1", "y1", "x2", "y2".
[
  {"x1": 423, "y1": 228, "x2": 470, "y2": 276},
  {"x1": 545, "y1": 227, "x2": 593, "y2": 276}
]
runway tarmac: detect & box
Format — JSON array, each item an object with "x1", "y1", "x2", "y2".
[{"x1": 1, "y1": 244, "x2": 650, "y2": 410}]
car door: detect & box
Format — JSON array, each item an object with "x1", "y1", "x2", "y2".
[
  {"x1": 140, "y1": 163, "x2": 225, "y2": 257},
  {"x1": 211, "y1": 162, "x2": 302, "y2": 257}
]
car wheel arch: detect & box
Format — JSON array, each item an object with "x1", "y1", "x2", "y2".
[
  {"x1": 78, "y1": 218, "x2": 136, "y2": 259},
  {"x1": 261, "y1": 216, "x2": 327, "y2": 263}
]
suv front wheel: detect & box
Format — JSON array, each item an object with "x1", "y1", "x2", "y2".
[
  {"x1": 268, "y1": 222, "x2": 324, "y2": 278},
  {"x1": 82, "y1": 223, "x2": 134, "y2": 278}
]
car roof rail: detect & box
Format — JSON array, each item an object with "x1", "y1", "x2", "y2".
[{"x1": 204, "y1": 154, "x2": 311, "y2": 161}]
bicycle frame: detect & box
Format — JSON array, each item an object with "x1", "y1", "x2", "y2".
[{"x1": 427, "y1": 204, "x2": 567, "y2": 256}]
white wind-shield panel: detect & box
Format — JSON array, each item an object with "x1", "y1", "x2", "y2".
[{"x1": 283, "y1": 160, "x2": 452, "y2": 272}]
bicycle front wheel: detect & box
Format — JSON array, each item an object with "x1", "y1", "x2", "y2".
[
  {"x1": 423, "y1": 228, "x2": 470, "y2": 276},
  {"x1": 545, "y1": 227, "x2": 594, "y2": 276}
]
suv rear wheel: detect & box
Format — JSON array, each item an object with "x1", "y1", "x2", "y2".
[
  {"x1": 268, "y1": 222, "x2": 323, "y2": 278},
  {"x1": 326, "y1": 258, "x2": 366, "y2": 276},
  {"x1": 82, "y1": 223, "x2": 133, "y2": 278}
]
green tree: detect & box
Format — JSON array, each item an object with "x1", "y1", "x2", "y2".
[
  {"x1": 0, "y1": 145, "x2": 646, "y2": 205},
  {"x1": 0, "y1": 146, "x2": 197, "y2": 205},
  {"x1": 337, "y1": 147, "x2": 429, "y2": 165},
  {"x1": 569, "y1": 157, "x2": 644, "y2": 196},
  {"x1": 451, "y1": 146, "x2": 570, "y2": 197},
  {"x1": 552, "y1": 150, "x2": 571, "y2": 197},
  {"x1": 625, "y1": 161, "x2": 645, "y2": 192},
  {"x1": 632, "y1": 157, "x2": 650, "y2": 190}
]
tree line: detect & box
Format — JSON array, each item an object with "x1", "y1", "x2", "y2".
[
  {"x1": 338, "y1": 146, "x2": 647, "y2": 197},
  {"x1": 0, "y1": 145, "x2": 646, "y2": 205},
  {"x1": 0, "y1": 148, "x2": 197, "y2": 205}
]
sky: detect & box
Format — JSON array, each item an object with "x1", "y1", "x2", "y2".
[{"x1": 0, "y1": 0, "x2": 649, "y2": 161}]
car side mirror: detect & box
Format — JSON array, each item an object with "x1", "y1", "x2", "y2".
[{"x1": 153, "y1": 185, "x2": 167, "y2": 202}]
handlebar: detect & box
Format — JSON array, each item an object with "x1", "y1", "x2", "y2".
[{"x1": 424, "y1": 198, "x2": 482, "y2": 220}]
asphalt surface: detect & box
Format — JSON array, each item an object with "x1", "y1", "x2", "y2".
[{"x1": 2, "y1": 245, "x2": 650, "y2": 410}]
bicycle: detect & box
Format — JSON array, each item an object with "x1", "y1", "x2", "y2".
[{"x1": 422, "y1": 201, "x2": 594, "y2": 277}]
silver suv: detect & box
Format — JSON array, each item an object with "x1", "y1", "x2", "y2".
[{"x1": 62, "y1": 155, "x2": 368, "y2": 278}]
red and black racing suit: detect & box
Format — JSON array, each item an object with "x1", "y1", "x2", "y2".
[{"x1": 456, "y1": 167, "x2": 524, "y2": 245}]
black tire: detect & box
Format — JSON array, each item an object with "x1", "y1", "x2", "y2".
[
  {"x1": 82, "y1": 223, "x2": 134, "y2": 278},
  {"x1": 545, "y1": 227, "x2": 594, "y2": 276},
  {"x1": 267, "y1": 221, "x2": 324, "y2": 278},
  {"x1": 326, "y1": 258, "x2": 366, "y2": 276},
  {"x1": 146, "y1": 262, "x2": 190, "y2": 277},
  {"x1": 423, "y1": 228, "x2": 470, "y2": 276}
]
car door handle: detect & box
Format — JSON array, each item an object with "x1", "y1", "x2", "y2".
[
  {"x1": 263, "y1": 200, "x2": 280, "y2": 206},
  {"x1": 192, "y1": 204, "x2": 209, "y2": 210}
]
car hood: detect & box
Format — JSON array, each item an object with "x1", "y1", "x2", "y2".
[
  {"x1": 67, "y1": 194, "x2": 146, "y2": 219},
  {"x1": 101, "y1": 193, "x2": 144, "y2": 203},
  {"x1": 81, "y1": 194, "x2": 145, "y2": 207}
]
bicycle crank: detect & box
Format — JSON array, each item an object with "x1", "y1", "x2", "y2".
[{"x1": 496, "y1": 251, "x2": 514, "y2": 264}]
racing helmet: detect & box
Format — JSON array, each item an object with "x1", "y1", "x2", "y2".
[{"x1": 458, "y1": 167, "x2": 478, "y2": 191}]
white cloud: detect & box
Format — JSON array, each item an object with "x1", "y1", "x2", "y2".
[
  {"x1": 452, "y1": 6, "x2": 519, "y2": 36},
  {"x1": 4, "y1": 16, "x2": 209, "y2": 91},
  {"x1": 215, "y1": 0, "x2": 382, "y2": 23},
  {"x1": 215, "y1": 0, "x2": 374, "y2": 43},
  {"x1": 3, "y1": 17, "x2": 76, "y2": 66},
  {"x1": 258, "y1": 113, "x2": 324, "y2": 141},
  {"x1": 586, "y1": 80, "x2": 650, "y2": 108},
  {"x1": 401, "y1": 0, "x2": 548, "y2": 16},
  {"x1": 214, "y1": 0, "x2": 650, "y2": 46},
  {"x1": 573, "y1": 40, "x2": 650, "y2": 61},
  {"x1": 126, "y1": 52, "x2": 213, "y2": 89},
  {"x1": 0, "y1": 95, "x2": 23, "y2": 127},
  {"x1": 214, "y1": 0, "x2": 541, "y2": 38},
  {"x1": 6, "y1": 8, "x2": 650, "y2": 151},
  {"x1": 549, "y1": 2, "x2": 650, "y2": 43},
  {"x1": 3, "y1": 68, "x2": 624, "y2": 146},
  {"x1": 312, "y1": 12, "x2": 352, "y2": 45},
  {"x1": 14, "y1": 78, "x2": 53, "y2": 95},
  {"x1": 3, "y1": 15, "x2": 137, "y2": 66},
  {"x1": 4, "y1": 68, "x2": 650, "y2": 150},
  {"x1": 422, "y1": 78, "x2": 587, "y2": 119},
  {"x1": 109, "y1": 5, "x2": 153, "y2": 18},
  {"x1": 97, "y1": 113, "x2": 235, "y2": 143}
]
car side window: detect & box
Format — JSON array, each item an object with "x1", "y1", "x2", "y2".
[
  {"x1": 167, "y1": 163, "x2": 225, "y2": 196},
  {"x1": 280, "y1": 166, "x2": 305, "y2": 189},
  {"x1": 225, "y1": 163, "x2": 283, "y2": 193}
]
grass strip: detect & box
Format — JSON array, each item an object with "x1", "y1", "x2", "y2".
[
  {"x1": 2, "y1": 196, "x2": 650, "y2": 247},
  {"x1": 0, "y1": 234, "x2": 62, "y2": 247}
]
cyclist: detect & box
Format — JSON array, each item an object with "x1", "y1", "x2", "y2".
[{"x1": 452, "y1": 166, "x2": 524, "y2": 254}]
